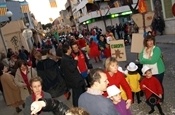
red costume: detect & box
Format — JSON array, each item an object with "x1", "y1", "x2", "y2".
[
  {"x1": 104, "y1": 71, "x2": 132, "y2": 100},
  {"x1": 103, "y1": 47, "x2": 111, "y2": 58},
  {"x1": 88, "y1": 41, "x2": 100, "y2": 58},
  {"x1": 140, "y1": 76, "x2": 163, "y2": 99},
  {"x1": 78, "y1": 39, "x2": 86, "y2": 49},
  {"x1": 72, "y1": 51, "x2": 87, "y2": 73}
]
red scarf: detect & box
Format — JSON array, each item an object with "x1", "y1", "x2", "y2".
[
  {"x1": 20, "y1": 70, "x2": 30, "y2": 90},
  {"x1": 32, "y1": 91, "x2": 44, "y2": 102}
]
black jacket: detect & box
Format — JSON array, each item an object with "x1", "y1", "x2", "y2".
[
  {"x1": 60, "y1": 54, "x2": 85, "y2": 88},
  {"x1": 41, "y1": 98, "x2": 69, "y2": 115},
  {"x1": 36, "y1": 58, "x2": 67, "y2": 97}
]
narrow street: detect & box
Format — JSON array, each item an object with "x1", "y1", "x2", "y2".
[{"x1": 0, "y1": 42, "x2": 175, "y2": 115}]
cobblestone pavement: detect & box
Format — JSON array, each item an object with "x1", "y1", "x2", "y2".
[{"x1": 0, "y1": 36, "x2": 175, "y2": 115}]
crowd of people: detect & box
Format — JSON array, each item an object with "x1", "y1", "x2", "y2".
[{"x1": 0, "y1": 23, "x2": 166, "y2": 115}]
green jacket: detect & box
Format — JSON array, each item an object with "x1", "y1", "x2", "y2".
[{"x1": 139, "y1": 46, "x2": 165, "y2": 75}]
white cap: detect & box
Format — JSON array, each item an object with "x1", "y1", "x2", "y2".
[
  {"x1": 107, "y1": 85, "x2": 121, "y2": 98},
  {"x1": 142, "y1": 65, "x2": 151, "y2": 75},
  {"x1": 127, "y1": 62, "x2": 138, "y2": 72}
]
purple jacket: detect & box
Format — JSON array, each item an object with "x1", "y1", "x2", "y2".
[{"x1": 115, "y1": 100, "x2": 132, "y2": 115}]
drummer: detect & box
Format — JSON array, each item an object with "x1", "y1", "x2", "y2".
[{"x1": 140, "y1": 65, "x2": 164, "y2": 115}]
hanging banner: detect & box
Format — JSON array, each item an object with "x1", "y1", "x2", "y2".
[
  {"x1": 138, "y1": 0, "x2": 147, "y2": 13},
  {"x1": 49, "y1": 0, "x2": 57, "y2": 8},
  {"x1": 109, "y1": 40, "x2": 127, "y2": 61},
  {"x1": 20, "y1": 1, "x2": 30, "y2": 13},
  {"x1": 0, "y1": 3, "x2": 7, "y2": 16},
  {"x1": 88, "y1": 0, "x2": 94, "y2": 4},
  {"x1": 49, "y1": 18, "x2": 53, "y2": 22},
  {"x1": 114, "y1": 1, "x2": 120, "y2": 8}
]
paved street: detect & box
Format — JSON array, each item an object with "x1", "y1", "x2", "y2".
[{"x1": 0, "y1": 35, "x2": 175, "y2": 115}]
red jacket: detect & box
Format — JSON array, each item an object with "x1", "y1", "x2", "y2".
[
  {"x1": 72, "y1": 51, "x2": 87, "y2": 73},
  {"x1": 140, "y1": 76, "x2": 163, "y2": 99},
  {"x1": 104, "y1": 71, "x2": 132, "y2": 100}
]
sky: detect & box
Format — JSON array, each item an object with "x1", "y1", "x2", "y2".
[{"x1": 26, "y1": 0, "x2": 67, "y2": 24}]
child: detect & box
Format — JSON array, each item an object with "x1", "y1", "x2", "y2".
[
  {"x1": 118, "y1": 66, "x2": 129, "y2": 101},
  {"x1": 66, "y1": 107, "x2": 89, "y2": 115},
  {"x1": 88, "y1": 38, "x2": 101, "y2": 63},
  {"x1": 103, "y1": 43, "x2": 111, "y2": 58},
  {"x1": 107, "y1": 85, "x2": 132, "y2": 115},
  {"x1": 126, "y1": 62, "x2": 142, "y2": 104},
  {"x1": 140, "y1": 65, "x2": 164, "y2": 115}
]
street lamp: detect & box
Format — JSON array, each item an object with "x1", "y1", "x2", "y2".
[
  {"x1": 22, "y1": 23, "x2": 33, "y2": 39},
  {"x1": 0, "y1": 9, "x2": 13, "y2": 28}
]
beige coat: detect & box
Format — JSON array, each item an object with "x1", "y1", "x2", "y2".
[
  {"x1": 0, "y1": 73, "x2": 23, "y2": 107},
  {"x1": 15, "y1": 67, "x2": 37, "y2": 100}
]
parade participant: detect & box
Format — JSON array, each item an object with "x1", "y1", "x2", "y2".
[
  {"x1": 24, "y1": 77, "x2": 53, "y2": 115},
  {"x1": 78, "y1": 68, "x2": 119, "y2": 115},
  {"x1": 78, "y1": 34, "x2": 87, "y2": 51},
  {"x1": 107, "y1": 85, "x2": 132, "y2": 115},
  {"x1": 139, "y1": 35, "x2": 165, "y2": 102},
  {"x1": 88, "y1": 38, "x2": 101, "y2": 63},
  {"x1": 103, "y1": 43, "x2": 111, "y2": 58},
  {"x1": 104, "y1": 57, "x2": 132, "y2": 109},
  {"x1": 126, "y1": 62, "x2": 142, "y2": 104},
  {"x1": 140, "y1": 65, "x2": 164, "y2": 115}
]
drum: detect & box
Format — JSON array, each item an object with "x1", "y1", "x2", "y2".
[{"x1": 146, "y1": 94, "x2": 160, "y2": 106}]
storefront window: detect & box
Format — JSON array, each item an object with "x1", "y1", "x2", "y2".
[{"x1": 163, "y1": 0, "x2": 173, "y2": 18}]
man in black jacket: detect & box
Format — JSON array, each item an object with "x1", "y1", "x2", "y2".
[{"x1": 60, "y1": 44, "x2": 86, "y2": 107}]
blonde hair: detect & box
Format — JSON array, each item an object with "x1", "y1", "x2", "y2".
[
  {"x1": 66, "y1": 107, "x2": 89, "y2": 115},
  {"x1": 104, "y1": 57, "x2": 118, "y2": 71}
]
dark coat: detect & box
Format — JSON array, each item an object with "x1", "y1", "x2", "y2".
[
  {"x1": 36, "y1": 58, "x2": 67, "y2": 97},
  {"x1": 60, "y1": 54, "x2": 85, "y2": 88},
  {"x1": 40, "y1": 98, "x2": 69, "y2": 115}
]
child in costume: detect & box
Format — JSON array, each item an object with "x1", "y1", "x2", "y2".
[
  {"x1": 126, "y1": 62, "x2": 142, "y2": 104},
  {"x1": 107, "y1": 85, "x2": 132, "y2": 115},
  {"x1": 140, "y1": 65, "x2": 164, "y2": 115}
]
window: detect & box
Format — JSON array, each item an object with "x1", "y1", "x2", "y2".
[{"x1": 163, "y1": 0, "x2": 173, "y2": 18}]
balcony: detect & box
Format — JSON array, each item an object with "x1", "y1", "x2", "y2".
[{"x1": 79, "y1": 4, "x2": 136, "y2": 23}]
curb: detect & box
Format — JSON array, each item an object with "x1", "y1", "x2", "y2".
[{"x1": 156, "y1": 42, "x2": 175, "y2": 45}]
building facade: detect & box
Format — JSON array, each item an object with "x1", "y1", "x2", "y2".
[
  {"x1": 145, "y1": 0, "x2": 175, "y2": 34},
  {"x1": 0, "y1": 0, "x2": 38, "y2": 53},
  {"x1": 71, "y1": 0, "x2": 175, "y2": 34}
]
